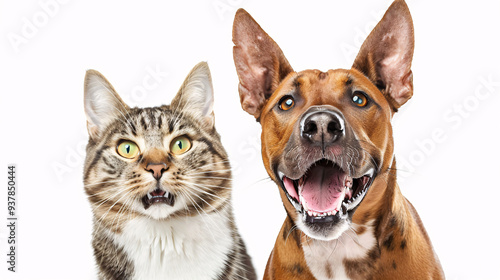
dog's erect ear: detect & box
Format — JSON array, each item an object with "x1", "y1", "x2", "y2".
[
  {"x1": 171, "y1": 62, "x2": 215, "y2": 128},
  {"x1": 84, "y1": 70, "x2": 130, "y2": 139},
  {"x1": 233, "y1": 9, "x2": 294, "y2": 119},
  {"x1": 352, "y1": 0, "x2": 414, "y2": 111}
]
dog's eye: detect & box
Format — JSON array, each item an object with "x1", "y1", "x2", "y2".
[
  {"x1": 352, "y1": 92, "x2": 368, "y2": 107},
  {"x1": 117, "y1": 140, "x2": 140, "y2": 159},
  {"x1": 279, "y1": 96, "x2": 295, "y2": 111}
]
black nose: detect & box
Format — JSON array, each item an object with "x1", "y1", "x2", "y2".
[
  {"x1": 301, "y1": 110, "x2": 344, "y2": 146},
  {"x1": 145, "y1": 163, "x2": 168, "y2": 180}
]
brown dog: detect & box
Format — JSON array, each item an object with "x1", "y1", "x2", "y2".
[{"x1": 232, "y1": 1, "x2": 444, "y2": 279}]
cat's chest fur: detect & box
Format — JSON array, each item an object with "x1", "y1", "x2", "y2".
[{"x1": 111, "y1": 211, "x2": 233, "y2": 280}]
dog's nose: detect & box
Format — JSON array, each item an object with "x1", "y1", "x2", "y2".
[
  {"x1": 301, "y1": 110, "x2": 344, "y2": 145},
  {"x1": 145, "y1": 163, "x2": 168, "y2": 180}
]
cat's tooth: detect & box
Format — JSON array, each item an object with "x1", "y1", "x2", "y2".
[{"x1": 147, "y1": 193, "x2": 153, "y2": 200}]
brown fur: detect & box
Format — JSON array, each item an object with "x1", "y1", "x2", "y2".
[{"x1": 233, "y1": 1, "x2": 444, "y2": 279}]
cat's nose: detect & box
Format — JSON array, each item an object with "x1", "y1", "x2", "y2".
[{"x1": 145, "y1": 163, "x2": 168, "y2": 180}]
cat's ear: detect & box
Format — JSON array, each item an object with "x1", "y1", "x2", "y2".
[
  {"x1": 171, "y1": 62, "x2": 215, "y2": 127},
  {"x1": 84, "y1": 70, "x2": 130, "y2": 139}
]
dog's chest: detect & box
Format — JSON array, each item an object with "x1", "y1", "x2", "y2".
[
  {"x1": 112, "y1": 213, "x2": 233, "y2": 280},
  {"x1": 302, "y1": 222, "x2": 376, "y2": 280}
]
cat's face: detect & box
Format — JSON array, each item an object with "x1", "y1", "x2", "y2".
[{"x1": 83, "y1": 63, "x2": 231, "y2": 230}]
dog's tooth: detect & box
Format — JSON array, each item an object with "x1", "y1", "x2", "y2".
[
  {"x1": 147, "y1": 193, "x2": 153, "y2": 200},
  {"x1": 278, "y1": 171, "x2": 284, "y2": 180},
  {"x1": 345, "y1": 177, "x2": 353, "y2": 189},
  {"x1": 308, "y1": 211, "x2": 313, "y2": 216}
]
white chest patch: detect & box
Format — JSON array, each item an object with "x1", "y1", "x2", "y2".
[
  {"x1": 302, "y1": 221, "x2": 376, "y2": 280},
  {"x1": 112, "y1": 212, "x2": 234, "y2": 280}
]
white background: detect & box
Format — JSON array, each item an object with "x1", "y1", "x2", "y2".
[{"x1": 1, "y1": 0, "x2": 499, "y2": 279}]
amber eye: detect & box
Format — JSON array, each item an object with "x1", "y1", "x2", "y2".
[
  {"x1": 116, "y1": 141, "x2": 140, "y2": 159},
  {"x1": 352, "y1": 92, "x2": 368, "y2": 107},
  {"x1": 170, "y1": 136, "x2": 192, "y2": 155},
  {"x1": 279, "y1": 96, "x2": 295, "y2": 111}
]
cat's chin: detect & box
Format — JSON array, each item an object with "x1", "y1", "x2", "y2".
[{"x1": 143, "y1": 204, "x2": 179, "y2": 220}]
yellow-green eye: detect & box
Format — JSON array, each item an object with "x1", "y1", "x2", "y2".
[
  {"x1": 279, "y1": 97, "x2": 295, "y2": 111},
  {"x1": 170, "y1": 136, "x2": 192, "y2": 155},
  {"x1": 352, "y1": 92, "x2": 368, "y2": 107},
  {"x1": 117, "y1": 141, "x2": 140, "y2": 159}
]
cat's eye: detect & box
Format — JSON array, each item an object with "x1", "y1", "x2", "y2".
[
  {"x1": 170, "y1": 136, "x2": 192, "y2": 155},
  {"x1": 116, "y1": 141, "x2": 140, "y2": 159},
  {"x1": 279, "y1": 96, "x2": 295, "y2": 111},
  {"x1": 352, "y1": 91, "x2": 368, "y2": 107}
]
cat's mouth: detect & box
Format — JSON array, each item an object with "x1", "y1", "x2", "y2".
[{"x1": 142, "y1": 188, "x2": 175, "y2": 209}]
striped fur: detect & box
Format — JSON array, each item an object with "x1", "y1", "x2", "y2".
[{"x1": 83, "y1": 62, "x2": 256, "y2": 280}]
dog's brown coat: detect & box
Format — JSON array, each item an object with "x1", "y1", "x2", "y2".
[{"x1": 233, "y1": 1, "x2": 444, "y2": 279}]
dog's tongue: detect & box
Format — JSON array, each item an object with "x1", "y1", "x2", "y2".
[{"x1": 300, "y1": 163, "x2": 346, "y2": 212}]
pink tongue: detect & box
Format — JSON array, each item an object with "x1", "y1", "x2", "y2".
[
  {"x1": 283, "y1": 177, "x2": 299, "y2": 201},
  {"x1": 301, "y1": 164, "x2": 346, "y2": 212}
]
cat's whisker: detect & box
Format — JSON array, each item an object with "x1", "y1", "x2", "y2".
[
  {"x1": 94, "y1": 189, "x2": 134, "y2": 233},
  {"x1": 180, "y1": 188, "x2": 228, "y2": 238},
  {"x1": 93, "y1": 186, "x2": 132, "y2": 210},
  {"x1": 180, "y1": 183, "x2": 226, "y2": 202},
  {"x1": 177, "y1": 179, "x2": 232, "y2": 192},
  {"x1": 183, "y1": 159, "x2": 232, "y2": 170},
  {"x1": 85, "y1": 178, "x2": 125, "y2": 188},
  {"x1": 110, "y1": 195, "x2": 134, "y2": 230},
  {"x1": 184, "y1": 168, "x2": 233, "y2": 176},
  {"x1": 188, "y1": 176, "x2": 233, "y2": 181},
  {"x1": 180, "y1": 185, "x2": 224, "y2": 216},
  {"x1": 85, "y1": 183, "x2": 124, "y2": 197},
  {"x1": 177, "y1": 188, "x2": 221, "y2": 240},
  {"x1": 184, "y1": 165, "x2": 233, "y2": 175}
]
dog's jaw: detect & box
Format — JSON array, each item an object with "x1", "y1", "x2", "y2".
[{"x1": 276, "y1": 159, "x2": 376, "y2": 241}]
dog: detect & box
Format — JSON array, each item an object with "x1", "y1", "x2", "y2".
[{"x1": 232, "y1": 1, "x2": 444, "y2": 279}]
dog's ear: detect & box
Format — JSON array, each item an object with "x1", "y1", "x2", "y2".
[
  {"x1": 352, "y1": 0, "x2": 414, "y2": 111},
  {"x1": 232, "y1": 9, "x2": 294, "y2": 119}
]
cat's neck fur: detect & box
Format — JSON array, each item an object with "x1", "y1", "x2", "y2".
[{"x1": 108, "y1": 206, "x2": 234, "y2": 280}]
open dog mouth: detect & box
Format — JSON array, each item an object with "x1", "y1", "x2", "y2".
[
  {"x1": 141, "y1": 188, "x2": 175, "y2": 209},
  {"x1": 278, "y1": 159, "x2": 374, "y2": 223}
]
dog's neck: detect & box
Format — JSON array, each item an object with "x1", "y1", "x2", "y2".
[
  {"x1": 298, "y1": 158, "x2": 408, "y2": 279},
  {"x1": 301, "y1": 220, "x2": 377, "y2": 280}
]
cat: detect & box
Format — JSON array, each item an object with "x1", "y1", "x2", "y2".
[{"x1": 83, "y1": 62, "x2": 256, "y2": 280}]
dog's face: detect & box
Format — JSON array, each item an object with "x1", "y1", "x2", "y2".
[
  {"x1": 233, "y1": 0, "x2": 415, "y2": 240},
  {"x1": 259, "y1": 69, "x2": 395, "y2": 239}
]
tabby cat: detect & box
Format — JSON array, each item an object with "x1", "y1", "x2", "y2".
[{"x1": 83, "y1": 62, "x2": 256, "y2": 280}]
